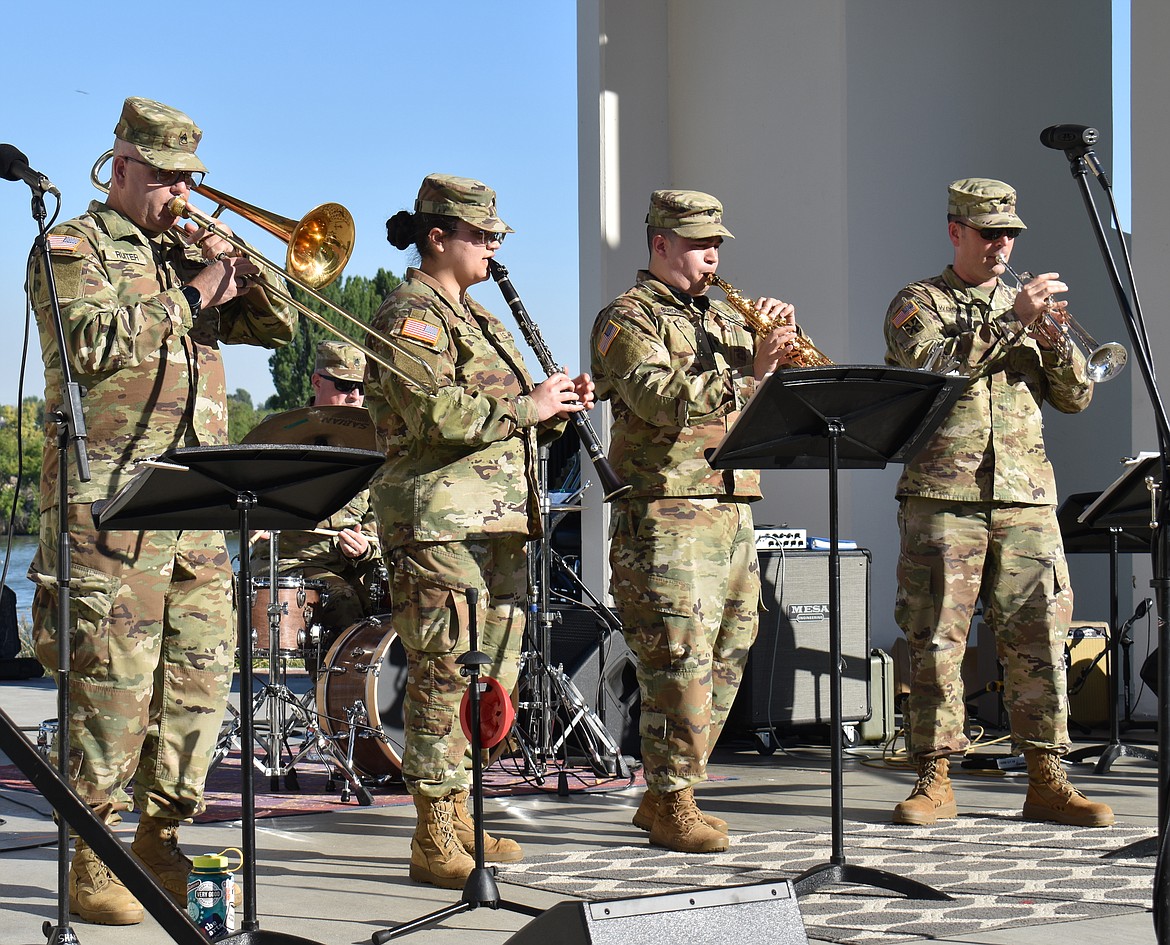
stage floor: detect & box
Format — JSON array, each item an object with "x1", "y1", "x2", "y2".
[{"x1": 1, "y1": 675, "x2": 1160, "y2": 945}]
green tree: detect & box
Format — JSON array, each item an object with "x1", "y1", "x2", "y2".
[
  {"x1": 227, "y1": 388, "x2": 267, "y2": 444},
  {"x1": 267, "y1": 268, "x2": 402, "y2": 409},
  {"x1": 0, "y1": 397, "x2": 46, "y2": 533}
]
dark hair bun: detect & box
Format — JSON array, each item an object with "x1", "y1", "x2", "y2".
[{"x1": 385, "y1": 210, "x2": 415, "y2": 250}]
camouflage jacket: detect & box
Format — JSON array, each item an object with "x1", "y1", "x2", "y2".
[
  {"x1": 590, "y1": 271, "x2": 761, "y2": 499},
  {"x1": 884, "y1": 265, "x2": 1093, "y2": 504},
  {"x1": 29, "y1": 201, "x2": 296, "y2": 509},
  {"x1": 250, "y1": 488, "x2": 381, "y2": 574},
  {"x1": 365, "y1": 268, "x2": 563, "y2": 546}
]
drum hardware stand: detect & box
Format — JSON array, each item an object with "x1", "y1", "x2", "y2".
[
  {"x1": 507, "y1": 448, "x2": 627, "y2": 780},
  {"x1": 370, "y1": 588, "x2": 542, "y2": 944}
]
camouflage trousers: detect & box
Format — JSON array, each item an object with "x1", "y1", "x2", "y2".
[
  {"x1": 388, "y1": 536, "x2": 526, "y2": 797},
  {"x1": 895, "y1": 497, "x2": 1072, "y2": 757},
  {"x1": 30, "y1": 503, "x2": 234, "y2": 822},
  {"x1": 609, "y1": 497, "x2": 759, "y2": 793}
]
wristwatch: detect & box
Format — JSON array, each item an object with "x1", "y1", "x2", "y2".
[{"x1": 180, "y1": 284, "x2": 202, "y2": 318}]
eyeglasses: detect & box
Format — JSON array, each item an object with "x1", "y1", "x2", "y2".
[
  {"x1": 957, "y1": 220, "x2": 1022, "y2": 241},
  {"x1": 123, "y1": 156, "x2": 205, "y2": 189},
  {"x1": 325, "y1": 377, "x2": 364, "y2": 394},
  {"x1": 456, "y1": 226, "x2": 506, "y2": 246}
]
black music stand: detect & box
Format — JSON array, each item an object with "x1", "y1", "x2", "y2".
[
  {"x1": 1059, "y1": 489, "x2": 1156, "y2": 772},
  {"x1": 370, "y1": 588, "x2": 542, "y2": 943},
  {"x1": 92, "y1": 444, "x2": 382, "y2": 940},
  {"x1": 710, "y1": 364, "x2": 967, "y2": 899},
  {"x1": 1070, "y1": 455, "x2": 1164, "y2": 860}
]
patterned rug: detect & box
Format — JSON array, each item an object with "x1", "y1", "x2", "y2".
[
  {"x1": 0, "y1": 750, "x2": 641, "y2": 826},
  {"x1": 496, "y1": 813, "x2": 1156, "y2": 944}
]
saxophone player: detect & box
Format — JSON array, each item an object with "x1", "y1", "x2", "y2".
[{"x1": 590, "y1": 189, "x2": 795, "y2": 853}]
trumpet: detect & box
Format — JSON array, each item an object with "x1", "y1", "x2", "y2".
[
  {"x1": 89, "y1": 150, "x2": 436, "y2": 390},
  {"x1": 995, "y1": 253, "x2": 1127, "y2": 383},
  {"x1": 704, "y1": 273, "x2": 833, "y2": 367}
]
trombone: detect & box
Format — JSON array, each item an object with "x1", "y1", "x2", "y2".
[
  {"x1": 995, "y1": 253, "x2": 1127, "y2": 383},
  {"x1": 90, "y1": 150, "x2": 435, "y2": 389}
]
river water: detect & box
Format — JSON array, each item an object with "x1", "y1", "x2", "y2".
[{"x1": 2, "y1": 534, "x2": 38, "y2": 625}]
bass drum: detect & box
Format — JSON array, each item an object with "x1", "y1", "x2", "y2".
[{"x1": 315, "y1": 615, "x2": 407, "y2": 778}]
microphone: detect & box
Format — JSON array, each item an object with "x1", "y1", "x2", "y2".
[
  {"x1": 1040, "y1": 124, "x2": 1099, "y2": 152},
  {"x1": 0, "y1": 143, "x2": 60, "y2": 197}
]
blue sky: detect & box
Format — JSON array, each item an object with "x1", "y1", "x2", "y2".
[{"x1": 0, "y1": 2, "x2": 580, "y2": 407}]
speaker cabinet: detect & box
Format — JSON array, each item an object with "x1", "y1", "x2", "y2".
[
  {"x1": 1066, "y1": 621, "x2": 1110, "y2": 728},
  {"x1": 549, "y1": 607, "x2": 641, "y2": 756},
  {"x1": 504, "y1": 881, "x2": 808, "y2": 945},
  {"x1": 729, "y1": 550, "x2": 871, "y2": 739}
]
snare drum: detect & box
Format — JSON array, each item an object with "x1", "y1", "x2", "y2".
[
  {"x1": 244, "y1": 576, "x2": 327, "y2": 655},
  {"x1": 314, "y1": 615, "x2": 407, "y2": 777}
]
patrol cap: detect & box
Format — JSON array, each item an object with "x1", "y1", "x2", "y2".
[
  {"x1": 414, "y1": 173, "x2": 513, "y2": 233},
  {"x1": 114, "y1": 97, "x2": 207, "y2": 174},
  {"x1": 646, "y1": 190, "x2": 734, "y2": 239},
  {"x1": 314, "y1": 340, "x2": 365, "y2": 382},
  {"x1": 947, "y1": 178, "x2": 1027, "y2": 229}
]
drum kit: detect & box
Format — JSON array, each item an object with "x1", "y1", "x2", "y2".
[
  {"x1": 210, "y1": 405, "x2": 405, "y2": 803},
  {"x1": 214, "y1": 410, "x2": 628, "y2": 802}
]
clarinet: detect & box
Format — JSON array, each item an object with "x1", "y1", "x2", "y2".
[{"x1": 488, "y1": 259, "x2": 631, "y2": 502}]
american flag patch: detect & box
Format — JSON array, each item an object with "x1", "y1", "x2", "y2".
[
  {"x1": 47, "y1": 235, "x2": 82, "y2": 251},
  {"x1": 891, "y1": 298, "x2": 920, "y2": 328},
  {"x1": 398, "y1": 317, "x2": 441, "y2": 348},
  {"x1": 597, "y1": 319, "x2": 622, "y2": 356}
]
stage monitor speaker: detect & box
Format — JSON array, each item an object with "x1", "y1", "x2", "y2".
[
  {"x1": 550, "y1": 606, "x2": 641, "y2": 756},
  {"x1": 730, "y1": 549, "x2": 871, "y2": 737},
  {"x1": 504, "y1": 881, "x2": 808, "y2": 945}
]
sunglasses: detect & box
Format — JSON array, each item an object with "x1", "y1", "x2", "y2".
[
  {"x1": 457, "y1": 226, "x2": 506, "y2": 246},
  {"x1": 957, "y1": 220, "x2": 1022, "y2": 241},
  {"x1": 325, "y1": 377, "x2": 364, "y2": 394},
  {"x1": 123, "y1": 156, "x2": 205, "y2": 188}
]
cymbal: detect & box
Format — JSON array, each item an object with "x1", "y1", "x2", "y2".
[{"x1": 241, "y1": 405, "x2": 377, "y2": 452}]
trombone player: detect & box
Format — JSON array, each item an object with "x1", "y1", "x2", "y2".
[
  {"x1": 27, "y1": 96, "x2": 296, "y2": 924},
  {"x1": 884, "y1": 177, "x2": 1112, "y2": 829}
]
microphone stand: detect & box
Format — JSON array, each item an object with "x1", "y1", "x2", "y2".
[
  {"x1": 23, "y1": 183, "x2": 92, "y2": 945},
  {"x1": 1053, "y1": 142, "x2": 1170, "y2": 943}
]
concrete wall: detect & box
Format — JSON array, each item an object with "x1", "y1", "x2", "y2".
[{"x1": 580, "y1": 0, "x2": 1149, "y2": 710}]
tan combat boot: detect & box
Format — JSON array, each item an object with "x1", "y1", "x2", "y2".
[
  {"x1": 633, "y1": 789, "x2": 728, "y2": 835},
  {"x1": 1022, "y1": 749, "x2": 1115, "y2": 827},
  {"x1": 130, "y1": 814, "x2": 191, "y2": 904},
  {"x1": 648, "y1": 787, "x2": 730, "y2": 853},
  {"x1": 892, "y1": 756, "x2": 957, "y2": 825},
  {"x1": 70, "y1": 839, "x2": 144, "y2": 925},
  {"x1": 409, "y1": 794, "x2": 476, "y2": 889},
  {"x1": 449, "y1": 790, "x2": 523, "y2": 863}
]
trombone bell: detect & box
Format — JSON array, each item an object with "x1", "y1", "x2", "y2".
[{"x1": 197, "y1": 183, "x2": 355, "y2": 291}]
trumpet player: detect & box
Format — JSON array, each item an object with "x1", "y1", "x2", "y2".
[
  {"x1": 590, "y1": 189, "x2": 797, "y2": 854},
  {"x1": 884, "y1": 178, "x2": 1111, "y2": 828},
  {"x1": 27, "y1": 97, "x2": 295, "y2": 924}
]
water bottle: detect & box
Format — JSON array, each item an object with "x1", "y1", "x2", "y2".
[{"x1": 187, "y1": 848, "x2": 241, "y2": 940}]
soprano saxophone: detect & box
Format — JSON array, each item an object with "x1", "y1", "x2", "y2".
[{"x1": 704, "y1": 273, "x2": 833, "y2": 367}]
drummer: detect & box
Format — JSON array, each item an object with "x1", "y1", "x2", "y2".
[{"x1": 250, "y1": 341, "x2": 386, "y2": 649}]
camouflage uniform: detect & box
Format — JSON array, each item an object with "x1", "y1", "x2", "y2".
[
  {"x1": 885, "y1": 180, "x2": 1093, "y2": 759},
  {"x1": 591, "y1": 191, "x2": 762, "y2": 793},
  {"x1": 366, "y1": 203, "x2": 564, "y2": 797},
  {"x1": 251, "y1": 342, "x2": 385, "y2": 641},
  {"x1": 27, "y1": 99, "x2": 295, "y2": 823}
]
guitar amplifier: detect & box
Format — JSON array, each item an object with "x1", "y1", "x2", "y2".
[{"x1": 729, "y1": 549, "x2": 872, "y2": 737}]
